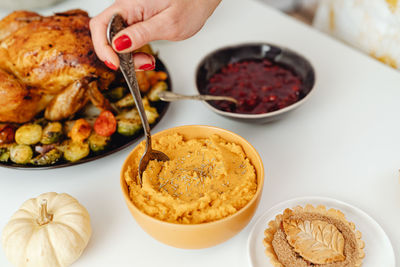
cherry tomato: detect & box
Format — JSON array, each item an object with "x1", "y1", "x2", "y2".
[{"x1": 94, "y1": 111, "x2": 117, "y2": 137}]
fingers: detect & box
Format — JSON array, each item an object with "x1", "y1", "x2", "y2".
[
  {"x1": 101, "y1": 51, "x2": 155, "y2": 71},
  {"x1": 90, "y1": 4, "x2": 157, "y2": 70},
  {"x1": 132, "y1": 52, "x2": 155, "y2": 71},
  {"x1": 90, "y1": 5, "x2": 125, "y2": 68},
  {"x1": 90, "y1": 2, "x2": 168, "y2": 70},
  {"x1": 111, "y1": 14, "x2": 169, "y2": 54}
]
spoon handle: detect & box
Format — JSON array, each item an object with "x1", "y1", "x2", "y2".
[
  {"x1": 158, "y1": 91, "x2": 238, "y2": 104},
  {"x1": 107, "y1": 14, "x2": 152, "y2": 147}
]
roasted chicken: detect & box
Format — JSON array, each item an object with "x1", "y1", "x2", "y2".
[{"x1": 0, "y1": 10, "x2": 115, "y2": 123}]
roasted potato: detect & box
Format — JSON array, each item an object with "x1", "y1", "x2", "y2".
[
  {"x1": 137, "y1": 71, "x2": 150, "y2": 93},
  {"x1": 88, "y1": 132, "x2": 111, "y2": 152},
  {"x1": 68, "y1": 119, "x2": 91, "y2": 142},
  {"x1": 156, "y1": 71, "x2": 168, "y2": 81},
  {"x1": 15, "y1": 124, "x2": 42, "y2": 145},
  {"x1": 135, "y1": 44, "x2": 155, "y2": 55},
  {"x1": 62, "y1": 141, "x2": 90, "y2": 162},
  {"x1": 147, "y1": 71, "x2": 168, "y2": 86},
  {"x1": 10, "y1": 144, "x2": 33, "y2": 164},
  {"x1": 31, "y1": 148, "x2": 62, "y2": 166},
  {"x1": 41, "y1": 122, "x2": 63, "y2": 145}
]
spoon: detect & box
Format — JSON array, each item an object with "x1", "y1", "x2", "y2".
[
  {"x1": 107, "y1": 14, "x2": 169, "y2": 186},
  {"x1": 158, "y1": 91, "x2": 238, "y2": 105}
]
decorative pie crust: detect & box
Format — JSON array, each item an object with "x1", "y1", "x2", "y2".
[{"x1": 263, "y1": 204, "x2": 365, "y2": 267}]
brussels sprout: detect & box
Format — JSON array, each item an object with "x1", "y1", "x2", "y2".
[
  {"x1": 106, "y1": 86, "x2": 126, "y2": 101},
  {"x1": 145, "y1": 106, "x2": 159, "y2": 124},
  {"x1": 148, "y1": 81, "x2": 168, "y2": 102},
  {"x1": 116, "y1": 108, "x2": 139, "y2": 120},
  {"x1": 41, "y1": 122, "x2": 63, "y2": 145},
  {"x1": 31, "y1": 148, "x2": 62, "y2": 166},
  {"x1": 62, "y1": 141, "x2": 90, "y2": 162},
  {"x1": 88, "y1": 132, "x2": 111, "y2": 152},
  {"x1": 117, "y1": 119, "x2": 142, "y2": 136},
  {"x1": 15, "y1": 124, "x2": 42, "y2": 145},
  {"x1": 33, "y1": 118, "x2": 48, "y2": 127},
  {"x1": 116, "y1": 108, "x2": 142, "y2": 136},
  {"x1": 0, "y1": 147, "x2": 10, "y2": 162},
  {"x1": 10, "y1": 144, "x2": 33, "y2": 164},
  {"x1": 116, "y1": 94, "x2": 134, "y2": 109},
  {"x1": 142, "y1": 97, "x2": 151, "y2": 108}
]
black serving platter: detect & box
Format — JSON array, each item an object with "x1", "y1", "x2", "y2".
[
  {"x1": 195, "y1": 43, "x2": 316, "y2": 123},
  {"x1": 0, "y1": 58, "x2": 171, "y2": 170}
]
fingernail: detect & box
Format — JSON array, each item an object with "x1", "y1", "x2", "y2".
[
  {"x1": 104, "y1": 60, "x2": 117, "y2": 70},
  {"x1": 114, "y1": 34, "x2": 132, "y2": 51},
  {"x1": 139, "y1": 63, "x2": 155, "y2": 71}
]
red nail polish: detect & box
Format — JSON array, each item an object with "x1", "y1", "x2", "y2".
[
  {"x1": 114, "y1": 34, "x2": 132, "y2": 51},
  {"x1": 104, "y1": 60, "x2": 117, "y2": 70},
  {"x1": 139, "y1": 63, "x2": 155, "y2": 71}
]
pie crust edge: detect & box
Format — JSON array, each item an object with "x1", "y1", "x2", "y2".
[{"x1": 263, "y1": 204, "x2": 365, "y2": 267}]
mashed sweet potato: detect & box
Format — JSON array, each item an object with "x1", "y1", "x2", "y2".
[{"x1": 125, "y1": 133, "x2": 257, "y2": 224}]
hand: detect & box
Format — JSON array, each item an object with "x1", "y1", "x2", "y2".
[{"x1": 90, "y1": 0, "x2": 221, "y2": 70}]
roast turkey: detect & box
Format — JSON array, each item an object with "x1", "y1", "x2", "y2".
[{"x1": 0, "y1": 10, "x2": 115, "y2": 123}]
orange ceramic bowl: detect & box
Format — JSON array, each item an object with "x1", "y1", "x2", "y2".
[{"x1": 120, "y1": 125, "x2": 264, "y2": 249}]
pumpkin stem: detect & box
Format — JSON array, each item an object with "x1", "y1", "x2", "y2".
[{"x1": 37, "y1": 199, "x2": 53, "y2": 226}]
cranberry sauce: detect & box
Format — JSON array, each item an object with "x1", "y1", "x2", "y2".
[{"x1": 206, "y1": 59, "x2": 302, "y2": 114}]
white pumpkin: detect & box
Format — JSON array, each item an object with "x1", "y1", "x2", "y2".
[{"x1": 1, "y1": 192, "x2": 92, "y2": 267}]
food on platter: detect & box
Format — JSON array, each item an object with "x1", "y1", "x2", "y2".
[
  {"x1": 207, "y1": 59, "x2": 302, "y2": 114},
  {"x1": 0, "y1": 10, "x2": 169, "y2": 167},
  {"x1": 124, "y1": 133, "x2": 257, "y2": 224},
  {"x1": 1, "y1": 192, "x2": 91, "y2": 267},
  {"x1": 263, "y1": 204, "x2": 365, "y2": 267},
  {"x1": 0, "y1": 10, "x2": 114, "y2": 123}
]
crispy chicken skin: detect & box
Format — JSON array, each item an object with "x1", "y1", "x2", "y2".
[
  {"x1": 0, "y1": 11, "x2": 39, "y2": 41},
  {"x1": 0, "y1": 69, "x2": 51, "y2": 123},
  {"x1": 0, "y1": 10, "x2": 115, "y2": 123}
]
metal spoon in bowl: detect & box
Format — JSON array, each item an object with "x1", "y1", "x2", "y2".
[
  {"x1": 158, "y1": 91, "x2": 238, "y2": 105},
  {"x1": 107, "y1": 14, "x2": 169, "y2": 186}
]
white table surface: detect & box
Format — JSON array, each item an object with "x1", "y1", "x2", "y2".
[{"x1": 0, "y1": 0, "x2": 399, "y2": 266}]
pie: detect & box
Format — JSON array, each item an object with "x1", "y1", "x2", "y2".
[{"x1": 263, "y1": 204, "x2": 365, "y2": 267}]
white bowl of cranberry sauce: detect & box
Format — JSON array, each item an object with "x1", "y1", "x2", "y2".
[{"x1": 195, "y1": 43, "x2": 315, "y2": 123}]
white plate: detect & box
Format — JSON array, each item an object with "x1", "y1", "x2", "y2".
[{"x1": 247, "y1": 196, "x2": 396, "y2": 267}]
